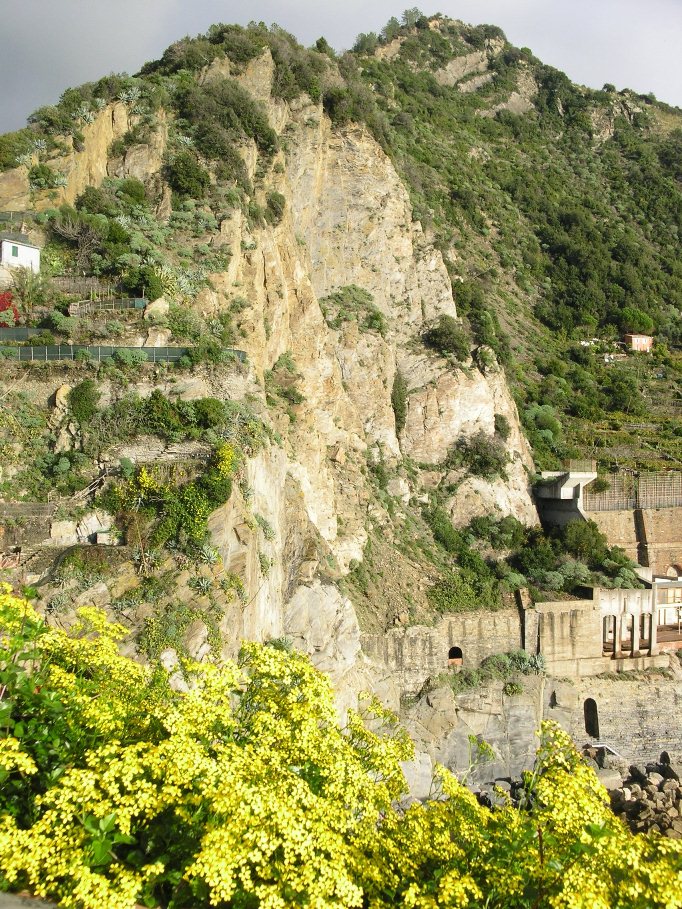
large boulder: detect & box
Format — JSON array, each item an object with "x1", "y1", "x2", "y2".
[{"x1": 143, "y1": 296, "x2": 169, "y2": 321}]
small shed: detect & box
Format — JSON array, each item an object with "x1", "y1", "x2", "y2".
[
  {"x1": 0, "y1": 233, "x2": 41, "y2": 273},
  {"x1": 623, "y1": 333, "x2": 653, "y2": 353}
]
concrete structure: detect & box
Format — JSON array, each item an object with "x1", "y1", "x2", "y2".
[
  {"x1": 536, "y1": 469, "x2": 682, "y2": 576},
  {"x1": 0, "y1": 233, "x2": 40, "y2": 273},
  {"x1": 534, "y1": 461, "x2": 597, "y2": 527},
  {"x1": 623, "y1": 333, "x2": 653, "y2": 353},
  {"x1": 363, "y1": 577, "x2": 682, "y2": 700},
  {"x1": 534, "y1": 581, "x2": 682, "y2": 678}
]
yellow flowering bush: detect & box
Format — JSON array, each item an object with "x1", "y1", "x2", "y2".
[
  {"x1": 1, "y1": 585, "x2": 681, "y2": 909},
  {"x1": 214, "y1": 442, "x2": 238, "y2": 478},
  {"x1": 104, "y1": 449, "x2": 237, "y2": 552}
]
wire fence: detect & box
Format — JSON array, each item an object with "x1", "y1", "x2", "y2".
[
  {"x1": 0, "y1": 345, "x2": 246, "y2": 364},
  {"x1": 0, "y1": 327, "x2": 48, "y2": 341},
  {"x1": 68, "y1": 297, "x2": 146, "y2": 316},
  {"x1": 566, "y1": 459, "x2": 597, "y2": 472},
  {"x1": 584, "y1": 472, "x2": 682, "y2": 512},
  {"x1": 0, "y1": 211, "x2": 33, "y2": 223},
  {"x1": 52, "y1": 276, "x2": 121, "y2": 298}
]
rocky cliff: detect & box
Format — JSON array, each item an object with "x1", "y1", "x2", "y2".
[{"x1": 1, "y1": 38, "x2": 542, "y2": 779}]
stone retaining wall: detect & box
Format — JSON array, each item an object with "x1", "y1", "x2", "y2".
[
  {"x1": 362, "y1": 608, "x2": 522, "y2": 695},
  {"x1": 546, "y1": 674, "x2": 682, "y2": 764}
]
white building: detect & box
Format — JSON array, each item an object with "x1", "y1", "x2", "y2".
[{"x1": 0, "y1": 234, "x2": 41, "y2": 273}]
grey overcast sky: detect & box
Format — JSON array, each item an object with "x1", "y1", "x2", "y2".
[{"x1": 1, "y1": 0, "x2": 681, "y2": 133}]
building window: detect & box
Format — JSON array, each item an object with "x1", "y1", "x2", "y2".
[{"x1": 11, "y1": 246, "x2": 18, "y2": 257}]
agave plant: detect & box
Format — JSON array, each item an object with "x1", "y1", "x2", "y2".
[
  {"x1": 189, "y1": 576, "x2": 213, "y2": 595},
  {"x1": 197, "y1": 545, "x2": 220, "y2": 566},
  {"x1": 76, "y1": 103, "x2": 95, "y2": 124},
  {"x1": 118, "y1": 86, "x2": 142, "y2": 104}
]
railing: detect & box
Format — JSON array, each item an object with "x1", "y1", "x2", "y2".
[
  {"x1": 584, "y1": 472, "x2": 682, "y2": 512},
  {"x1": 0, "y1": 211, "x2": 33, "y2": 223},
  {"x1": 0, "y1": 327, "x2": 48, "y2": 341},
  {"x1": 0, "y1": 502, "x2": 56, "y2": 517},
  {"x1": 565, "y1": 459, "x2": 597, "y2": 472},
  {"x1": 0, "y1": 344, "x2": 247, "y2": 364},
  {"x1": 52, "y1": 276, "x2": 120, "y2": 298},
  {"x1": 68, "y1": 297, "x2": 146, "y2": 316}
]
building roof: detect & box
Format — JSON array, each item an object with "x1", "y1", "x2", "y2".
[
  {"x1": 623, "y1": 332, "x2": 653, "y2": 340},
  {"x1": 0, "y1": 232, "x2": 41, "y2": 250}
]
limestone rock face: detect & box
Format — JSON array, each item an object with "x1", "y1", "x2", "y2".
[
  {"x1": 285, "y1": 580, "x2": 361, "y2": 677},
  {"x1": 404, "y1": 678, "x2": 544, "y2": 784},
  {"x1": 76, "y1": 510, "x2": 112, "y2": 543},
  {"x1": 108, "y1": 113, "x2": 168, "y2": 182},
  {"x1": 2, "y1": 43, "x2": 543, "y2": 777},
  {"x1": 0, "y1": 166, "x2": 31, "y2": 211},
  {"x1": 288, "y1": 120, "x2": 456, "y2": 330},
  {"x1": 434, "y1": 38, "x2": 504, "y2": 87},
  {"x1": 0, "y1": 102, "x2": 131, "y2": 211}
]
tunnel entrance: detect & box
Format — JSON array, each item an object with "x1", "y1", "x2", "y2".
[
  {"x1": 448, "y1": 646, "x2": 463, "y2": 666},
  {"x1": 584, "y1": 698, "x2": 599, "y2": 739}
]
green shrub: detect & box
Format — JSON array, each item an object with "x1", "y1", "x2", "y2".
[
  {"x1": 68, "y1": 379, "x2": 100, "y2": 423},
  {"x1": 467, "y1": 515, "x2": 527, "y2": 551},
  {"x1": 319, "y1": 285, "x2": 387, "y2": 336},
  {"x1": 448, "y1": 431, "x2": 508, "y2": 478},
  {"x1": 118, "y1": 177, "x2": 146, "y2": 205},
  {"x1": 559, "y1": 520, "x2": 609, "y2": 566},
  {"x1": 28, "y1": 163, "x2": 60, "y2": 189},
  {"x1": 0, "y1": 128, "x2": 36, "y2": 172},
  {"x1": 113, "y1": 348, "x2": 148, "y2": 368},
  {"x1": 425, "y1": 506, "x2": 463, "y2": 554},
  {"x1": 503, "y1": 681, "x2": 524, "y2": 696},
  {"x1": 167, "y1": 304, "x2": 204, "y2": 341},
  {"x1": 423, "y1": 315, "x2": 469, "y2": 361},
  {"x1": 193, "y1": 398, "x2": 227, "y2": 428},
  {"x1": 166, "y1": 152, "x2": 210, "y2": 199},
  {"x1": 264, "y1": 191, "x2": 286, "y2": 225},
  {"x1": 391, "y1": 371, "x2": 408, "y2": 435},
  {"x1": 494, "y1": 413, "x2": 511, "y2": 441},
  {"x1": 427, "y1": 569, "x2": 501, "y2": 614}
]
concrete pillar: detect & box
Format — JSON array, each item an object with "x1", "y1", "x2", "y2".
[
  {"x1": 519, "y1": 591, "x2": 540, "y2": 655},
  {"x1": 615, "y1": 614, "x2": 623, "y2": 657},
  {"x1": 631, "y1": 611, "x2": 640, "y2": 657},
  {"x1": 650, "y1": 608, "x2": 658, "y2": 655}
]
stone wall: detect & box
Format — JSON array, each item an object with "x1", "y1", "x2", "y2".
[
  {"x1": 535, "y1": 598, "x2": 603, "y2": 675},
  {"x1": 546, "y1": 675, "x2": 682, "y2": 764},
  {"x1": 641, "y1": 507, "x2": 682, "y2": 575},
  {"x1": 362, "y1": 608, "x2": 522, "y2": 696},
  {"x1": 0, "y1": 503, "x2": 55, "y2": 548},
  {"x1": 587, "y1": 507, "x2": 682, "y2": 575},
  {"x1": 588, "y1": 510, "x2": 640, "y2": 562}
]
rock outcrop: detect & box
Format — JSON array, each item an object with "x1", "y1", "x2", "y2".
[{"x1": 0, "y1": 35, "x2": 539, "y2": 765}]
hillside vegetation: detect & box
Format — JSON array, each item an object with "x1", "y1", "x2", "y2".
[{"x1": 2, "y1": 14, "x2": 681, "y2": 471}]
